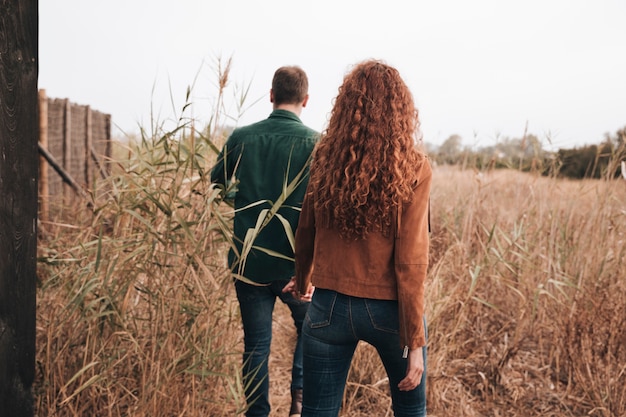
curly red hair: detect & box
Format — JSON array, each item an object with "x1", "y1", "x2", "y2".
[{"x1": 308, "y1": 60, "x2": 426, "y2": 239}]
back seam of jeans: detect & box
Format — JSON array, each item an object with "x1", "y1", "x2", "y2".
[{"x1": 347, "y1": 295, "x2": 359, "y2": 340}]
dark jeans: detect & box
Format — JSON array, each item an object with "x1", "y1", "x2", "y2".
[
  {"x1": 301, "y1": 289, "x2": 427, "y2": 417},
  {"x1": 235, "y1": 278, "x2": 309, "y2": 417}
]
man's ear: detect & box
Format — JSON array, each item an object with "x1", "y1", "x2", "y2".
[
  {"x1": 302, "y1": 94, "x2": 309, "y2": 108},
  {"x1": 270, "y1": 89, "x2": 275, "y2": 103}
]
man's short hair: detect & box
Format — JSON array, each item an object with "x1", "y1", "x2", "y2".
[{"x1": 272, "y1": 66, "x2": 309, "y2": 105}]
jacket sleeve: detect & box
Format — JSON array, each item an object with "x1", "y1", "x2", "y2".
[
  {"x1": 295, "y1": 190, "x2": 316, "y2": 294},
  {"x1": 395, "y1": 161, "x2": 432, "y2": 349}
]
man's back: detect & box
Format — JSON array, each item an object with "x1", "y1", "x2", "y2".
[{"x1": 211, "y1": 109, "x2": 318, "y2": 283}]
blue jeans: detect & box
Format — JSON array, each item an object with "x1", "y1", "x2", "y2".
[
  {"x1": 301, "y1": 289, "x2": 427, "y2": 417},
  {"x1": 235, "y1": 279, "x2": 309, "y2": 417}
]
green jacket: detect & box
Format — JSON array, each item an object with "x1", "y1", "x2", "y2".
[{"x1": 210, "y1": 110, "x2": 319, "y2": 283}]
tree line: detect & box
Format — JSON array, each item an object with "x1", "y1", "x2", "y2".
[{"x1": 427, "y1": 126, "x2": 626, "y2": 179}]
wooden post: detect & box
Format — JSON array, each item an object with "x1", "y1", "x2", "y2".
[
  {"x1": 39, "y1": 89, "x2": 49, "y2": 221},
  {"x1": 63, "y1": 98, "x2": 72, "y2": 205},
  {"x1": 85, "y1": 106, "x2": 93, "y2": 189},
  {"x1": 0, "y1": 0, "x2": 38, "y2": 415},
  {"x1": 105, "y1": 113, "x2": 112, "y2": 174}
]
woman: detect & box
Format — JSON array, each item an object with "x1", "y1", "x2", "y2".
[{"x1": 283, "y1": 60, "x2": 432, "y2": 417}]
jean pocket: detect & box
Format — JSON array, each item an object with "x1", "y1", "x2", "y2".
[
  {"x1": 306, "y1": 288, "x2": 337, "y2": 329},
  {"x1": 364, "y1": 299, "x2": 399, "y2": 334}
]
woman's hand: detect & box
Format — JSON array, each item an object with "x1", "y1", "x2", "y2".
[
  {"x1": 282, "y1": 277, "x2": 314, "y2": 302},
  {"x1": 398, "y1": 347, "x2": 424, "y2": 391}
]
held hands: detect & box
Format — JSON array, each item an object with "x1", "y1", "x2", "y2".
[
  {"x1": 398, "y1": 347, "x2": 424, "y2": 391},
  {"x1": 282, "y1": 277, "x2": 314, "y2": 302}
]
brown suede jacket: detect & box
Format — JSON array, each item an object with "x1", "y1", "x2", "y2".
[{"x1": 295, "y1": 158, "x2": 432, "y2": 349}]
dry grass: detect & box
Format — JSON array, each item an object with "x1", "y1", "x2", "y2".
[
  {"x1": 420, "y1": 166, "x2": 624, "y2": 416},
  {"x1": 36, "y1": 133, "x2": 245, "y2": 416},
  {"x1": 36, "y1": 161, "x2": 626, "y2": 416},
  {"x1": 34, "y1": 61, "x2": 626, "y2": 416}
]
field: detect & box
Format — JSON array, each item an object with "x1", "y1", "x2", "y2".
[
  {"x1": 427, "y1": 166, "x2": 625, "y2": 416},
  {"x1": 34, "y1": 128, "x2": 626, "y2": 417}
]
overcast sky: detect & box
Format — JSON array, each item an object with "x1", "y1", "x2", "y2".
[{"x1": 39, "y1": 0, "x2": 626, "y2": 149}]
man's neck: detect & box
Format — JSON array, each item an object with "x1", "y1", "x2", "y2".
[{"x1": 274, "y1": 103, "x2": 302, "y2": 117}]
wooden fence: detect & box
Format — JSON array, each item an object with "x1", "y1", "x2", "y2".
[{"x1": 38, "y1": 89, "x2": 112, "y2": 220}]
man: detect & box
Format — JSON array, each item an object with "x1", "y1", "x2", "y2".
[{"x1": 211, "y1": 66, "x2": 319, "y2": 417}]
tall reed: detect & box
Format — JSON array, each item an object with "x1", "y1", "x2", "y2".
[{"x1": 36, "y1": 59, "x2": 249, "y2": 416}]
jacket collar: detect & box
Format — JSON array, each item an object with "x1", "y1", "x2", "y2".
[{"x1": 268, "y1": 109, "x2": 302, "y2": 123}]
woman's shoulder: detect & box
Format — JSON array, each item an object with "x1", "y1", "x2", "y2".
[{"x1": 411, "y1": 153, "x2": 432, "y2": 187}]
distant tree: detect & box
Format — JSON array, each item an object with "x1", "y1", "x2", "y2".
[
  {"x1": 454, "y1": 134, "x2": 547, "y2": 172},
  {"x1": 549, "y1": 126, "x2": 626, "y2": 179},
  {"x1": 557, "y1": 141, "x2": 617, "y2": 179},
  {"x1": 557, "y1": 147, "x2": 593, "y2": 178},
  {"x1": 437, "y1": 134, "x2": 463, "y2": 164},
  {"x1": 603, "y1": 127, "x2": 626, "y2": 178},
  {"x1": 604, "y1": 126, "x2": 626, "y2": 148}
]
